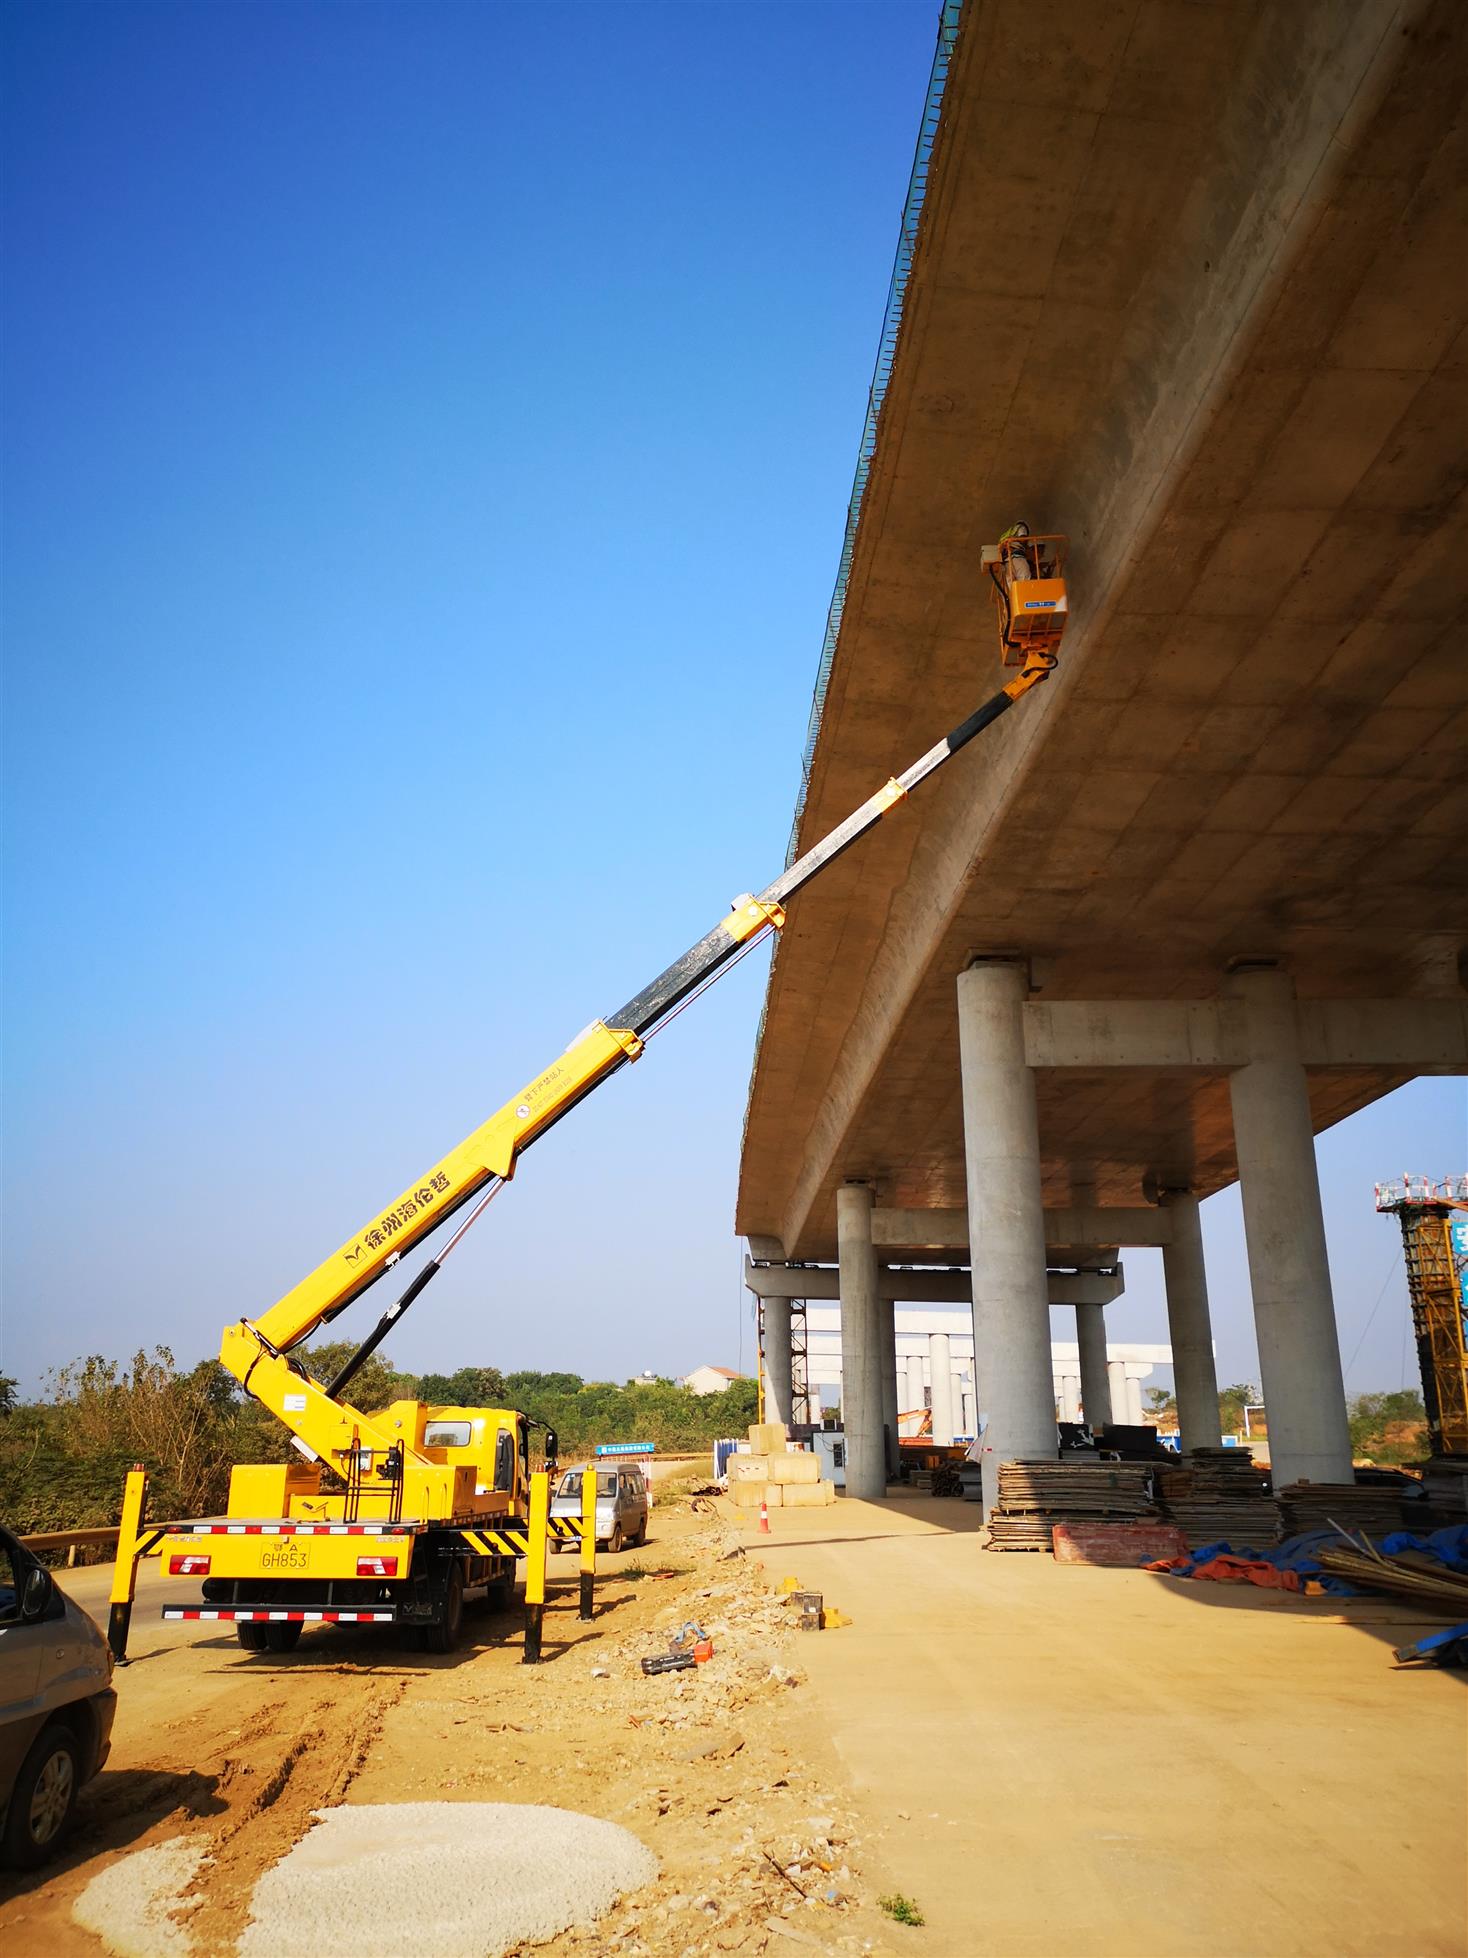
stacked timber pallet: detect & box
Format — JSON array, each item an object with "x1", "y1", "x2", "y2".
[
  {"x1": 984, "y1": 1459, "x2": 1159, "y2": 1552},
  {"x1": 725, "y1": 1423, "x2": 836, "y2": 1511},
  {"x1": 1156, "y1": 1448, "x2": 1279, "y2": 1550},
  {"x1": 1276, "y1": 1480, "x2": 1417, "y2": 1538}
]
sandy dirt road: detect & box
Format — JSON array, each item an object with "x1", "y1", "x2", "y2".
[{"x1": 0, "y1": 1503, "x2": 919, "y2": 1958}]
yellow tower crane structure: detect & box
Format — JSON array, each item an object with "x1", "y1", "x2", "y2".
[{"x1": 1374, "y1": 1175, "x2": 1468, "y2": 1458}]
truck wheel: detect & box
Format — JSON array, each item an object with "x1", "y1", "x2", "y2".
[
  {"x1": 423, "y1": 1562, "x2": 464, "y2": 1653},
  {"x1": 236, "y1": 1622, "x2": 270, "y2": 1651},
  {"x1": 485, "y1": 1573, "x2": 515, "y2": 1615},
  {"x1": 264, "y1": 1622, "x2": 303, "y2": 1653},
  {"x1": 2, "y1": 1723, "x2": 80, "y2": 1870}
]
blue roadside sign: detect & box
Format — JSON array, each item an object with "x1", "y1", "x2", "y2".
[{"x1": 595, "y1": 1440, "x2": 656, "y2": 1456}]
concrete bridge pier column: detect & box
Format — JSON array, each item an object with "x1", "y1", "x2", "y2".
[
  {"x1": 1059, "y1": 1376, "x2": 1081, "y2": 1422},
  {"x1": 928, "y1": 1331, "x2": 955, "y2": 1446},
  {"x1": 836, "y1": 1181, "x2": 886, "y2": 1499},
  {"x1": 1107, "y1": 1360, "x2": 1129, "y2": 1424},
  {"x1": 761, "y1": 1298, "x2": 794, "y2": 1433},
  {"x1": 957, "y1": 959, "x2": 1056, "y2": 1516},
  {"x1": 878, "y1": 1299, "x2": 900, "y2": 1476},
  {"x1": 1160, "y1": 1191, "x2": 1222, "y2": 1450},
  {"x1": 1226, "y1": 964, "x2": 1352, "y2": 1486},
  {"x1": 1076, "y1": 1302, "x2": 1112, "y2": 1430}
]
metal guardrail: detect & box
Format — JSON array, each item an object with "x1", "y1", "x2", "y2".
[{"x1": 20, "y1": 1526, "x2": 120, "y2": 1566}]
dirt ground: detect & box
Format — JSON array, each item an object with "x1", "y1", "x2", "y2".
[{"x1": 0, "y1": 1497, "x2": 920, "y2": 1958}]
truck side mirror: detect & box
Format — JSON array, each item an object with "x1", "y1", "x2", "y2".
[
  {"x1": 21, "y1": 1565, "x2": 51, "y2": 1621},
  {"x1": 543, "y1": 1428, "x2": 559, "y2": 1468}
]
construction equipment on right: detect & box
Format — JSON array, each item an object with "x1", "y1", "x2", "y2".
[{"x1": 1374, "y1": 1175, "x2": 1468, "y2": 1457}]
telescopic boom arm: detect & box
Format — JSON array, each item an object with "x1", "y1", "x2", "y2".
[{"x1": 219, "y1": 632, "x2": 1060, "y2": 1466}]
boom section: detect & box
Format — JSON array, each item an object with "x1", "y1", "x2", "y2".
[{"x1": 221, "y1": 651, "x2": 1055, "y2": 1464}]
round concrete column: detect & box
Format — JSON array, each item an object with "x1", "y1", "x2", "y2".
[
  {"x1": 836, "y1": 1182, "x2": 885, "y2": 1499},
  {"x1": 1124, "y1": 1374, "x2": 1144, "y2": 1426},
  {"x1": 1226, "y1": 965, "x2": 1352, "y2": 1485},
  {"x1": 1059, "y1": 1376, "x2": 1081, "y2": 1422},
  {"x1": 1076, "y1": 1302, "x2": 1112, "y2": 1430},
  {"x1": 928, "y1": 1331, "x2": 955, "y2": 1446},
  {"x1": 878, "y1": 1299, "x2": 899, "y2": 1476},
  {"x1": 1107, "y1": 1360, "x2": 1128, "y2": 1424},
  {"x1": 960, "y1": 1381, "x2": 976, "y2": 1437},
  {"x1": 761, "y1": 1298, "x2": 794, "y2": 1433},
  {"x1": 957, "y1": 960, "x2": 1056, "y2": 1514},
  {"x1": 1160, "y1": 1192, "x2": 1222, "y2": 1449}
]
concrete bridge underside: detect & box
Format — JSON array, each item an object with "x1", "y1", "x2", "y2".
[{"x1": 737, "y1": 0, "x2": 1467, "y2": 1503}]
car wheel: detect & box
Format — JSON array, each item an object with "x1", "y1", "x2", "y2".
[
  {"x1": 2, "y1": 1723, "x2": 80, "y2": 1871},
  {"x1": 608, "y1": 1524, "x2": 624, "y2": 1555},
  {"x1": 264, "y1": 1622, "x2": 303, "y2": 1653},
  {"x1": 423, "y1": 1561, "x2": 465, "y2": 1653},
  {"x1": 236, "y1": 1622, "x2": 270, "y2": 1651}
]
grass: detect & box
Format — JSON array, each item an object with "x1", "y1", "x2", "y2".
[{"x1": 879, "y1": 1893, "x2": 926, "y2": 1928}]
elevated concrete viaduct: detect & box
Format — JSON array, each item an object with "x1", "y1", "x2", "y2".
[{"x1": 737, "y1": 0, "x2": 1468, "y2": 1506}]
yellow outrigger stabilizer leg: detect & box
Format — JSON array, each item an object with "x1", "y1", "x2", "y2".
[
  {"x1": 107, "y1": 1465, "x2": 152, "y2": 1664},
  {"x1": 522, "y1": 1468, "x2": 551, "y2": 1664}
]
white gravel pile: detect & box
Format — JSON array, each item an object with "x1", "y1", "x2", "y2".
[
  {"x1": 73, "y1": 1835, "x2": 209, "y2": 1956},
  {"x1": 239, "y1": 1802, "x2": 657, "y2": 1958}
]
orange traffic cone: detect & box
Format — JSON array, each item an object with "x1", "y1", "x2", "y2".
[{"x1": 759, "y1": 1498, "x2": 771, "y2": 1535}]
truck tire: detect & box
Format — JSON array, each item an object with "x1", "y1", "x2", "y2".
[
  {"x1": 2, "y1": 1722, "x2": 80, "y2": 1870},
  {"x1": 264, "y1": 1622, "x2": 303, "y2": 1653},
  {"x1": 236, "y1": 1622, "x2": 270, "y2": 1651},
  {"x1": 485, "y1": 1572, "x2": 516, "y2": 1615},
  {"x1": 423, "y1": 1561, "x2": 464, "y2": 1653}
]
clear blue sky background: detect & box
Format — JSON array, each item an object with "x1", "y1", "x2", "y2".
[{"x1": 3, "y1": 1, "x2": 1461, "y2": 1406}]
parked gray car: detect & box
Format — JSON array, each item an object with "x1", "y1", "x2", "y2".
[
  {"x1": 0, "y1": 1525, "x2": 116, "y2": 1868},
  {"x1": 550, "y1": 1465, "x2": 649, "y2": 1553}
]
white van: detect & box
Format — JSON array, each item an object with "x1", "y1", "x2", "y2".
[
  {"x1": 0, "y1": 1524, "x2": 117, "y2": 1868},
  {"x1": 549, "y1": 1465, "x2": 649, "y2": 1553}
]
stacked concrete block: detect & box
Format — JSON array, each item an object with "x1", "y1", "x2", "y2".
[{"x1": 724, "y1": 1424, "x2": 837, "y2": 1509}]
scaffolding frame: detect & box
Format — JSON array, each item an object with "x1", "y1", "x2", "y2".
[{"x1": 1375, "y1": 1176, "x2": 1468, "y2": 1456}]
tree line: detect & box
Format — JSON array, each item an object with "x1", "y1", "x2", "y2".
[
  {"x1": 0, "y1": 1347, "x2": 757, "y2": 1535},
  {"x1": 1145, "y1": 1381, "x2": 1427, "y2": 1461}
]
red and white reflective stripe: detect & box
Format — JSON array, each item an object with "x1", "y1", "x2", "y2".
[
  {"x1": 179, "y1": 1521, "x2": 408, "y2": 1537},
  {"x1": 162, "y1": 1608, "x2": 397, "y2": 1623}
]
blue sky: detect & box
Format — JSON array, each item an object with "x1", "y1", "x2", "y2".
[{"x1": 2, "y1": 1, "x2": 1461, "y2": 1405}]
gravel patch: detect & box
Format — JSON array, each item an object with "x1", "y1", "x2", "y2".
[
  {"x1": 73, "y1": 1835, "x2": 210, "y2": 1956},
  {"x1": 239, "y1": 1802, "x2": 657, "y2": 1958}
]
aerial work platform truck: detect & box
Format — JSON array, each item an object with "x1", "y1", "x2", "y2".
[{"x1": 109, "y1": 530, "x2": 1071, "y2": 1661}]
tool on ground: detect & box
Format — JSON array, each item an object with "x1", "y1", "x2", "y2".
[
  {"x1": 640, "y1": 1651, "x2": 697, "y2": 1676},
  {"x1": 1393, "y1": 1621, "x2": 1468, "y2": 1667},
  {"x1": 106, "y1": 526, "x2": 1068, "y2": 1664},
  {"x1": 791, "y1": 1590, "x2": 824, "y2": 1631}
]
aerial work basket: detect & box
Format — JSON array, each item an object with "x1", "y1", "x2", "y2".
[{"x1": 982, "y1": 526, "x2": 1068, "y2": 669}]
